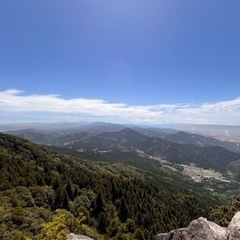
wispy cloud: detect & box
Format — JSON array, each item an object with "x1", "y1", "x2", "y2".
[{"x1": 0, "y1": 89, "x2": 240, "y2": 125}]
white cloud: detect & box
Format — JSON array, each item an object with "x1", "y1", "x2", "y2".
[{"x1": 0, "y1": 89, "x2": 240, "y2": 125}]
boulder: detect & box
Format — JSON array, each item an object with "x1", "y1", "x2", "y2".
[
  {"x1": 227, "y1": 211, "x2": 240, "y2": 240},
  {"x1": 157, "y1": 211, "x2": 240, "y2": 240},
  {"x1": 67, "y1": 233, "x2": 94, "y2": 240}
]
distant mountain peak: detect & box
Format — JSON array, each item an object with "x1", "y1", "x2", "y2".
[
  {"x1": 114, "y1": 128, "x2": 146, "y2": 139},
  {"x1": 118, "y1": 127, "x2": 141, "y2": 134},
  {"x1": 165, "y1": 131, "x2": 240, "y2": 153}
]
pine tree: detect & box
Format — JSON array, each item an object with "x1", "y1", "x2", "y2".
[
  {"x1": 92, "y1": 191, "x2": 105, "y2": 217},
  {"x1": 119, "y1": 198, "x2": 129, "y2": 223}
]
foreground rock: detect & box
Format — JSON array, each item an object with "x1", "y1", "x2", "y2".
[
  {"x1": 156, "y1": 211, "x2": 240, "y2": 240},
  {"x1": 67, "y1": 233, "x2": 94, "y2": 240},
  {"x1": 227, "y1": 212, "x2": 240, "y2": 240}
]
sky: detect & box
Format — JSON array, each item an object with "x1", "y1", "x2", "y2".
[{"x1": 0, "y1": 0, "x2": 240, "y2": 125}]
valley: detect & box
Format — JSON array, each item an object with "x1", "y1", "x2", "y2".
[
  {"x1": 127, "y1": 149, "x2": 229, "y2": 183},
  {"x1": 1, "y1": 122, "x2": 240, "y2": 239},
  {"x1": 181, "y1": 164, "x2": 229, "y2": 183}
]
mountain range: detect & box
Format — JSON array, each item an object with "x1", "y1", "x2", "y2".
[
  {"x1": 7, "y1": 125, "x2": 240, "y2": 176},
  {"x1": 1, "y1": 121, "x2": 240, "y2": 239}
]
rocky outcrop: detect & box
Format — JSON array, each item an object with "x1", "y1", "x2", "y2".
[
  {"x1": 156, "y1": 211, "x2": 240, "y2": 240},
  {"x1": 227, "y1": 212, "x2": 240, "y2": 240},
  {"x1": 66, "y1": 233, "x2": 94, "y2": 240}
]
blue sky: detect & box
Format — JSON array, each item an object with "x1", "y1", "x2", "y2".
[{"x1": 0, "y1": 0, "x2": 240, "y2": 125}]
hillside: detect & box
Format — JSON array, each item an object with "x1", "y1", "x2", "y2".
[
  {"x1": 164, "y1": 131, "x2": 240, "y2": 153},
  {"x1": 0, "y1": 133, "x2": 213, "y2": 239}
]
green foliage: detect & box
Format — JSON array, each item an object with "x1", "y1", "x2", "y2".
[
  {"x1": 37, "y1": 210, "x2": 82, "y2": 240},
  {"x1": 210, "y1": 195, "x2": 240, "y2": 227},
  {"x1": 0, "y1": 133, "x2": 224, "y2": 239}
]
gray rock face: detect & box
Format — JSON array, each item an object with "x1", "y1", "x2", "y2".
[
  {"x1": 157, "y1": 211, "x2": 240, "y2": 240},
  {"x1": 227, "y1": 212, "x2": 240, "y2": 240},
  {"x1": 67, "y1": 233, "x2": 94, "y2": 240}
]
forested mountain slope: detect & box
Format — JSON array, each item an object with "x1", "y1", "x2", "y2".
[{"x1": 0, "y1": 133, "x2": 212, "y2": 239}]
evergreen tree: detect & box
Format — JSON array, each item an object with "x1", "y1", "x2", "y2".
[
  {"x1": 92, "y1": 192, "x2": 105, "y2": 217},
  {"x1": 119, "y1": 198, "x2": 129, "y2": 223}
]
